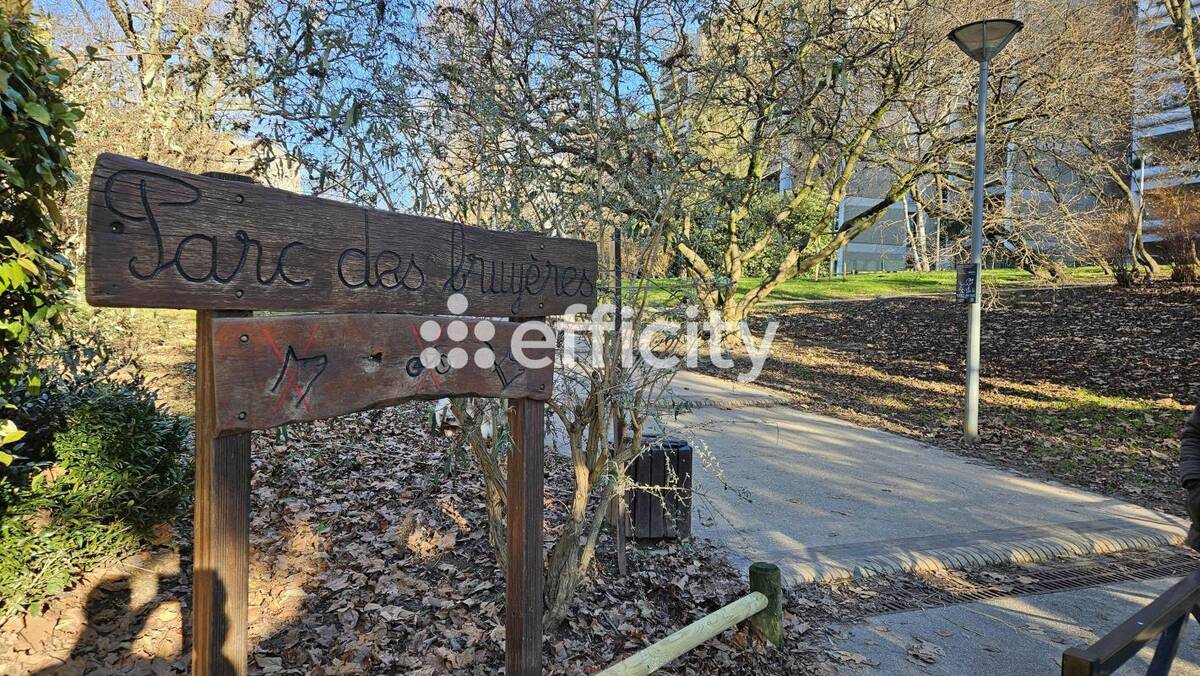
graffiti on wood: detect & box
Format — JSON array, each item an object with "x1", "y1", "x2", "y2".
[{"x1": 208, "y1": 313, "x2": 554, "y2": 433}]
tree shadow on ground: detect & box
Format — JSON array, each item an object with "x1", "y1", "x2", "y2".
[
  {"x1": 28, "y1": 563, "x2": 196, "y2": 675},
  {"x1": 704, "y1": 294, "x2": 1196, "y2": 517},
  {"x1": 22, "y1": 556, "x2": 289, "y2": 676},
  {"x1": 762, "y1": 285, "x2": 1198, "y2": 405},
  {"x1": 27, "y1": 567, "x2": 324, "y2": 676}
]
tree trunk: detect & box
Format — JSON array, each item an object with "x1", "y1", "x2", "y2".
[
  {"x1": 1132, "y1": 213, "x2": 1162, "y2": 275},
  {"x1": 543, "y1": 525, "x2": 581, "y2": 629},
  {"x1": 904, "y1": 194, "x2": 930, "y2": 272},
  {"x1": 1165, "y1": 0, "x2": 1200, "y2": 154},
  {"x1": 1125, "y1": 172, "x2": 1163, "y2": 275}
]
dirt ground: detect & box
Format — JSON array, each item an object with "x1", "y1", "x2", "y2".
[{"x1": 710, "y1": 282, "x2": 1200, "y2": 516}]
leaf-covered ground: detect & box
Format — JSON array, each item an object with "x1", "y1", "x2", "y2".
[
  {"x1": 7, "y1": 282, "x2": 1195, "y2": 673},
  {"x1": 711, "y1": 282, "x2": 1199, "y2": 515},
  {"x1": 2, "y1": 406, "x2": 858, "y2": 674}
]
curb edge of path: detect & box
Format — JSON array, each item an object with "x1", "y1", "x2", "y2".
[
  {"x1": 755, "y1": 282, "x2": 1109, "y2": 307},
  {"x1": 786, "y1": 521, "x2": 1188, "y2": 584},
  {"x1": 659, "y1": 394, "x2": 797, "y2": 410}
]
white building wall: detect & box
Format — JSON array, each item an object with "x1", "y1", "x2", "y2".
[{"x1": 1132, "y1": 0, "x2": 1200, "y2": 207}]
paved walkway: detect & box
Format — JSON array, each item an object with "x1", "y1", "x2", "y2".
[
  {"x1": 659, "y1": 370, "x2": 1187, "y2": 583},
  {"x1": 835, "y1": 577, "x2": 1200, "y2": 674}
]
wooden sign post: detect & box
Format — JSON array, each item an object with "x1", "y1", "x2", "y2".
[{"x1": 86, "y1": 154, "x2": 598, "y2": 675}]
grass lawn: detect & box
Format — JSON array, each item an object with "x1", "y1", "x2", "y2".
[{"x1": 643, "y1": 266, "x2": 1112, "y2": 305}]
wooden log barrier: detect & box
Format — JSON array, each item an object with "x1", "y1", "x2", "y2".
[{"x1": 597, "y1": 562, "x2": 783, "y2": 676}]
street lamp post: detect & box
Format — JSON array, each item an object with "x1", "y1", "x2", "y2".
[{"x1": 948, "y1": 18, "x2": 1023, "y2": 443}]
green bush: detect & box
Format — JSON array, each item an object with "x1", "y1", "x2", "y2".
[
  {"x1": 2, "y1": 323, "x2": 125, "y2": 479},
  {"x1": 43, "y1": 382, "x2": 189, "y2": 529},
  {"x1": 1, "y1": 11, "x2": 82, "y2": 463},
  {"x1": 0, "y1": 347, "x2": 189, "y2": 617}
]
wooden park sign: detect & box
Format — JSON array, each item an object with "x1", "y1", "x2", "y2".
[
  {"x1": 85, "y1": 154, "x2": 598, "y2": 676},
  {"x1": 87, "y1": 153, "x2": 596, "y2": 317}
]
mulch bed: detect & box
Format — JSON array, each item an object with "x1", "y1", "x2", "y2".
[{"x1": 707, "y1": 282, "x2": 1200, "y2": 516}]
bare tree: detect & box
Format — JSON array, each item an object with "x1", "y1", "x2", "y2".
[
  {"x1": 929, "y1": 0, "x2": 1164, "y2": 278},
  {"x1": 44, "y1": 0, "x2": 263, "y2": 246},
  {"x1": 1162, "y1": 0, "x2": 1200, "y2": 151},
  {"x1": 419, "y1": 0, "x2": 968, "y2": 327},
  {"x1": 227, "y1": 0, "x2": 705, "y2": 631},
  {"x1": 1155, "y1": 185, "x2": 1200, "y2": 282}
]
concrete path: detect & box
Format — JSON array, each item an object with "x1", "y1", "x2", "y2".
[
  {"x1": 659, "y1": 369, "x2": 794, "y2": 408},
  {"x1": 834, "y1": 577, "x2": 1200, "y2": 675},
  {"x1": 659, "y1": 370, "x2": 1187, "y2": 583}
]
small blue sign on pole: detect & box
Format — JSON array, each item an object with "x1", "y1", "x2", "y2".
[{"x1": 956, "y1": 263, "x2": 978, "y2": 304}]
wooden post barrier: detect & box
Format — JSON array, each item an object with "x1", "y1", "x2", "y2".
[
  {"x1": 597, "y1": 562, "x2": 783, "y2": 676},
  {"x1": 83, "y1": 154, "x2": 599, "y2": 676},
  {"x1": 748, "y1": 561, "x2": 782, "y2": 646}
]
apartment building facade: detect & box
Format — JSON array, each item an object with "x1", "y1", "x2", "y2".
[{"x1": 1133, "y1": 0, "x2": 1200, "y2": 244}]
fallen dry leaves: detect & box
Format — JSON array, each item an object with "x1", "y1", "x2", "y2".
[
  {"x1": 1, "y1": 404, "x2": 851, "y2": 674},
  {"x1": 708, "y1": 283, "x2": 1199, "y2": 516}
]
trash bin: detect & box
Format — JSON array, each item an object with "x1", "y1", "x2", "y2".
[{"x1": 628, "y1": 435, "x2": 692, "y2": 540}]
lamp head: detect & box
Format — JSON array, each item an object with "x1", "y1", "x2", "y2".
[{"x1": 948, "y1": 19, "x2": 1023, "y2": 63}]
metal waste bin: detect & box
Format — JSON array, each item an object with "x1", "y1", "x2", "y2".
[{"x1": 628, "y1": 435, "x2": 692, "y2": 540}]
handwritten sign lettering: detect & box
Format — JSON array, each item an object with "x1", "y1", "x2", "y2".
[
  {"x1": 209, "y1": 313, "x2": 554, "y2": 433},
  {"x1": 87, "y1": 154, "x2": 598, "y2": 316}
]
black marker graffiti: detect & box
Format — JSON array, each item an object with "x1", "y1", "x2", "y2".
[
  {"x1": 489, "y1": 344, "x2": 527, "y2": 391},
  {"x1": 404, "y1": 353, "x2": 452, "y2": 378},
  {"x1": 270, "y1": 345, "x2": 329, "y2": 405}
]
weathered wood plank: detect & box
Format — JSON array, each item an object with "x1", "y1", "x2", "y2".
[
  {"x1": 506, "y1": 396, "x2": 545, "y2": 676},
  {"x1": 209, "y1": 313, "x2": 554, "y2": 433},
  {"x1": 193, "y1": 309, "x2": 252, "y2": 676},
  {"x1": 86, "y1": 154, "x2": 598, "y2": 316},
  {"x1": 650, "y1": 450, "x2": 665, "y2": 538},
  {"x1": 676, "y1": 445, "x2": 693, "y2": 539},
  {"x1": 635, "y1": 452, "x2": 650, "y2": 537}
]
